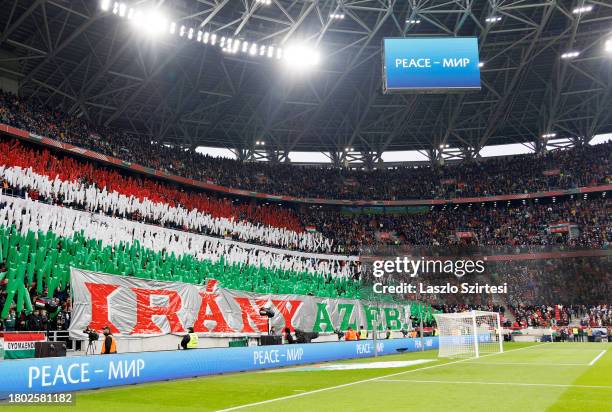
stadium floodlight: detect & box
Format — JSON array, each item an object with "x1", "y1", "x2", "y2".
[
  {"x1": 330, "y1": 13, "x2": 345, "y2": 19},
  {"x1": 485, "y1": 16, "x2": 502, "y2": 23},
  {"x1": 210, "y1": 34, "x2": 217, "y2": 45},
  {"x1": 259, "y1": 45, "x2": 266, "y2": 56},
  {"x1": 572, "y1": 5, "x2": 593, "y2": 14},
  {"x1": 169, "y1": 22, "x2": 176, "y2": 35},
  {"x1": 561, "y1": 51, "x2": 580, "y2": 59},
  {"x1": 131, "y1": 10, "x2": 168, "y2": 37},
  {"x1": 255, "y1": 0, "x2": 272, "y2": 5},
  {"x1": 406, "y1": 19, "x2": 421, "y2": 24},
  {"x1": 434, "y1": 311, "x2": 503, "y2": 358},
  {"x1": 179, "y1": 25, "x2": 186, "y2": 37},
  {"x1": 100, "y1": 0, "x2": 111, "y2": 11},
  {"x1": 542, "y1": 132, "x2": 556, "y2": 138},
  {"x1": 249, "y1": 44, "x2": 257, "y2": 56},
  {"x1": 267, "y1": 46, "x2": 274, "y2": 58},
  {"x1": 478, "y1": 61, "x2": 485, "y2": 68},
  {"x1": 203, "y1": 32, "x2": 209, "y2": 44},
  {"x1": 242, "y1": 41, "x2": 248, "y2": 52},
  {"x1": 606, "y1": 38, "x2": 612, "y2": 53},
  {"x1": 118, "y1": 3, "x2": 127, "y2": 17},
  {"x1": 283, "y1": 44, "x2": 320, "y2": 69}
]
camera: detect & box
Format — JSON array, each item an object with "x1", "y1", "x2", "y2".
[
  {"x1": 83, "y1": 327, "x2": 99, "y2": 342},
  {"x1": 295, "y1": 329, "x2": 319, "y2": 344},
  {"x1": 334, "y1": 329, "x2": 345, "y2": 340}
]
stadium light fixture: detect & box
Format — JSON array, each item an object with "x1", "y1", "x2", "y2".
[
  {"x1": 478, "y1": 62, "x2": 485, "y2": 68},
  {"x1": 406, "y1": 19, "x2": 421, "y2": 24},
  {"x1": 485, "y1": 16, "x2": 502, "y2": 23},
  {"x1": 572, "y1": 5, "x2": 593, "y2": 14},
  {"x1": 131, "y1": 9, "x2": 168, "y2": 37},
  {"x1": 256, "y1": 0, "x2": 272, "y2": 5},
  {"x1": 541, "y1": 133, "x2": 557, "y2": 139},
  {"x1": 561, "y1": 51, "x2": 580, "y2": 59},
  {"x1": 330, "y1": 13, "x2": 345, "y2": 20},
  {"x1": 103, "y1": 1, "x2": 282, "y2": 61},
  {"x1": 283, "y1": 44, "x2": 320, "y2": 70},
  {"x1": 606, "y1": 38, "x2": 612, "y2": 53}
]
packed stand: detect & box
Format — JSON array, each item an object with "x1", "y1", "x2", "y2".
[
  {"x1": 0, "y1": 139, "x2": 335, "y2": 253},
  {"x1": 304, "y1": 197, "x2": 610, "y2": 253},
  {"x1": 0, "y1": 196, "x2": 362, "y2": 322},
  {"x1": 0, "y1": 90, "x2": 610, "y2": 201}
]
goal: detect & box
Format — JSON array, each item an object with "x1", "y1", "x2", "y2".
[{"x1": 434, "y1": 310, "x2": 503, "y2": 358}]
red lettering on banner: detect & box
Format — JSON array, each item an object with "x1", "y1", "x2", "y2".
[
  {"x1": 272, "y1": 300, "x2": 303, "y2": 332},
  {"x1": 84, "y1": 282, "x2": 120, "y2": 333},
  {"x1": 193, "y1": 291, "x2": 234, "y2": 333},
  {"x1": 234, "y1": 297, "x2": 269, "y2": 333},
  {"x1": 130, "y1": 288, "x2": 185, "y2": 334}
]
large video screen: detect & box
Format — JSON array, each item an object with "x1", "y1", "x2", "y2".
[{"x1": 383, "y1": 37, "x2": 481, "y2": 93}]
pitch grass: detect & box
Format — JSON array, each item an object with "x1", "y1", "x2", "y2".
[{"x1": 10, "y1": 342, "x2": 612, "y2": 412}]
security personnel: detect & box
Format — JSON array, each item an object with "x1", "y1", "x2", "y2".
[
  {"x1": 181, "y1": 327, "x2": 199, "y2": 349},
  {"x1": 345, "y1": 326, "x2": 358, "y2": 341},
  {"x1": 358, "y1": 325, "x2": 368, "y2": 340},
  {"x1": 101, "y1": 326, "x2": 117, "y2": 354}
]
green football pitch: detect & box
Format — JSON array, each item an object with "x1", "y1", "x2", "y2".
[{"x1": 11, "y1": 342, "x2": 612, "y2": 411}]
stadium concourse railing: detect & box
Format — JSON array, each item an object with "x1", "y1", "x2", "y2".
[{"x1": 0, "y1": 123, "x2": 610, "y2": 207}]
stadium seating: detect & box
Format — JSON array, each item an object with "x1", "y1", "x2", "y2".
[
  {"x1": 0, "y1": 90, "x2": 609, "y2": 332},
  {"x1": 0, "y1": 90, "x2": 610, "y2": 201}
]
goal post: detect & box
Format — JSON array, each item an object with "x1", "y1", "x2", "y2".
[{"x1": 434, "y1": 310, "x2": 504, "y2": 358}]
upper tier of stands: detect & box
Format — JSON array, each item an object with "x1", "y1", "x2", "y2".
[{"x1": 1, "y1": 90, "x2": 610, "y2": 203}]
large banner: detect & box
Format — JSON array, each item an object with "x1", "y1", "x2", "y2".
[
  {"x1": 0, "y1": 337, "x2": 438, "y2": 398},
  {"x1": 69, "y1": 269, "x2": 411, "y2": 338}
]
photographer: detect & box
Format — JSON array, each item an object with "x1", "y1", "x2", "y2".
[
  {"x1": 101, "y1": 326, "x2": 117, "y2": 354},
  {"x1": 283, "y1": 327, "x2": 296, "y2": 344}
]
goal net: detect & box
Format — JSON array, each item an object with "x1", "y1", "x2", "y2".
[{"x1": 434, "y1": 311, "x2": 503, "y2": 358}]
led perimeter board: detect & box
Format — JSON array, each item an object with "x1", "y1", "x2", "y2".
[{"x1": 382, "y1": 37, "x2": 481, "y2": 93}]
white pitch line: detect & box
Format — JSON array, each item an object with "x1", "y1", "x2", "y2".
[
  {"x1": 378, "y1": 379, "x2": 612, "y2": 390},
  {"x1": 468, "y1": 361, "x2": 588, "y2": 367},
  {"x1": 214, "y1": 343, "x2": 549, "y2": 412},
  {"x1": 589, "y1": 349, "x2": 607, "y2": 366}
]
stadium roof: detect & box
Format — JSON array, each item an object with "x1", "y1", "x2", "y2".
[{"x1": 1, "y1": 0, "x2": 611, "y2": 164}]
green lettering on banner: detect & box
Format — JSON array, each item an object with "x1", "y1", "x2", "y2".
[
  {"x1": 384, "y1": 307, "x2": 402, "y2": 329},
  {"x1": 312, "y1": 303, "x2": 334, "y2": 332},
  {"x1": 338, "y1": 303, "x2": 356, "y2": 330},
  {"x1": 364, "y1": 305, "x2": 383, "y2": 331}
]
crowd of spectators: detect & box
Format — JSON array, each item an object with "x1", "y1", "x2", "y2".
[
  {"x1": 308, "y1": 197, "x2": 610, "y2": 253},
  {"x1": 0, "y1": 89, "x2": 609, "y2": 201},
  {"x1": 0, "y1": 89, "x2": 610, "y2": 333},
  {"x1": 0, "y1": 139, "x2": 335, "y2": 253}
]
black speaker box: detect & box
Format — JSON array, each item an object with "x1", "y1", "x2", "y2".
[
  {"x1": 259, "y1": 335, "x2": 282, "y2": 346},
  {"x1": 35, "y1": 341, "x2": 67, "y2": 358}
]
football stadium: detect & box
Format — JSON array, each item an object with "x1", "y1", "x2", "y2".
[{"x1": 0, "y1": 0, "x2": 610, "y2": 411}]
